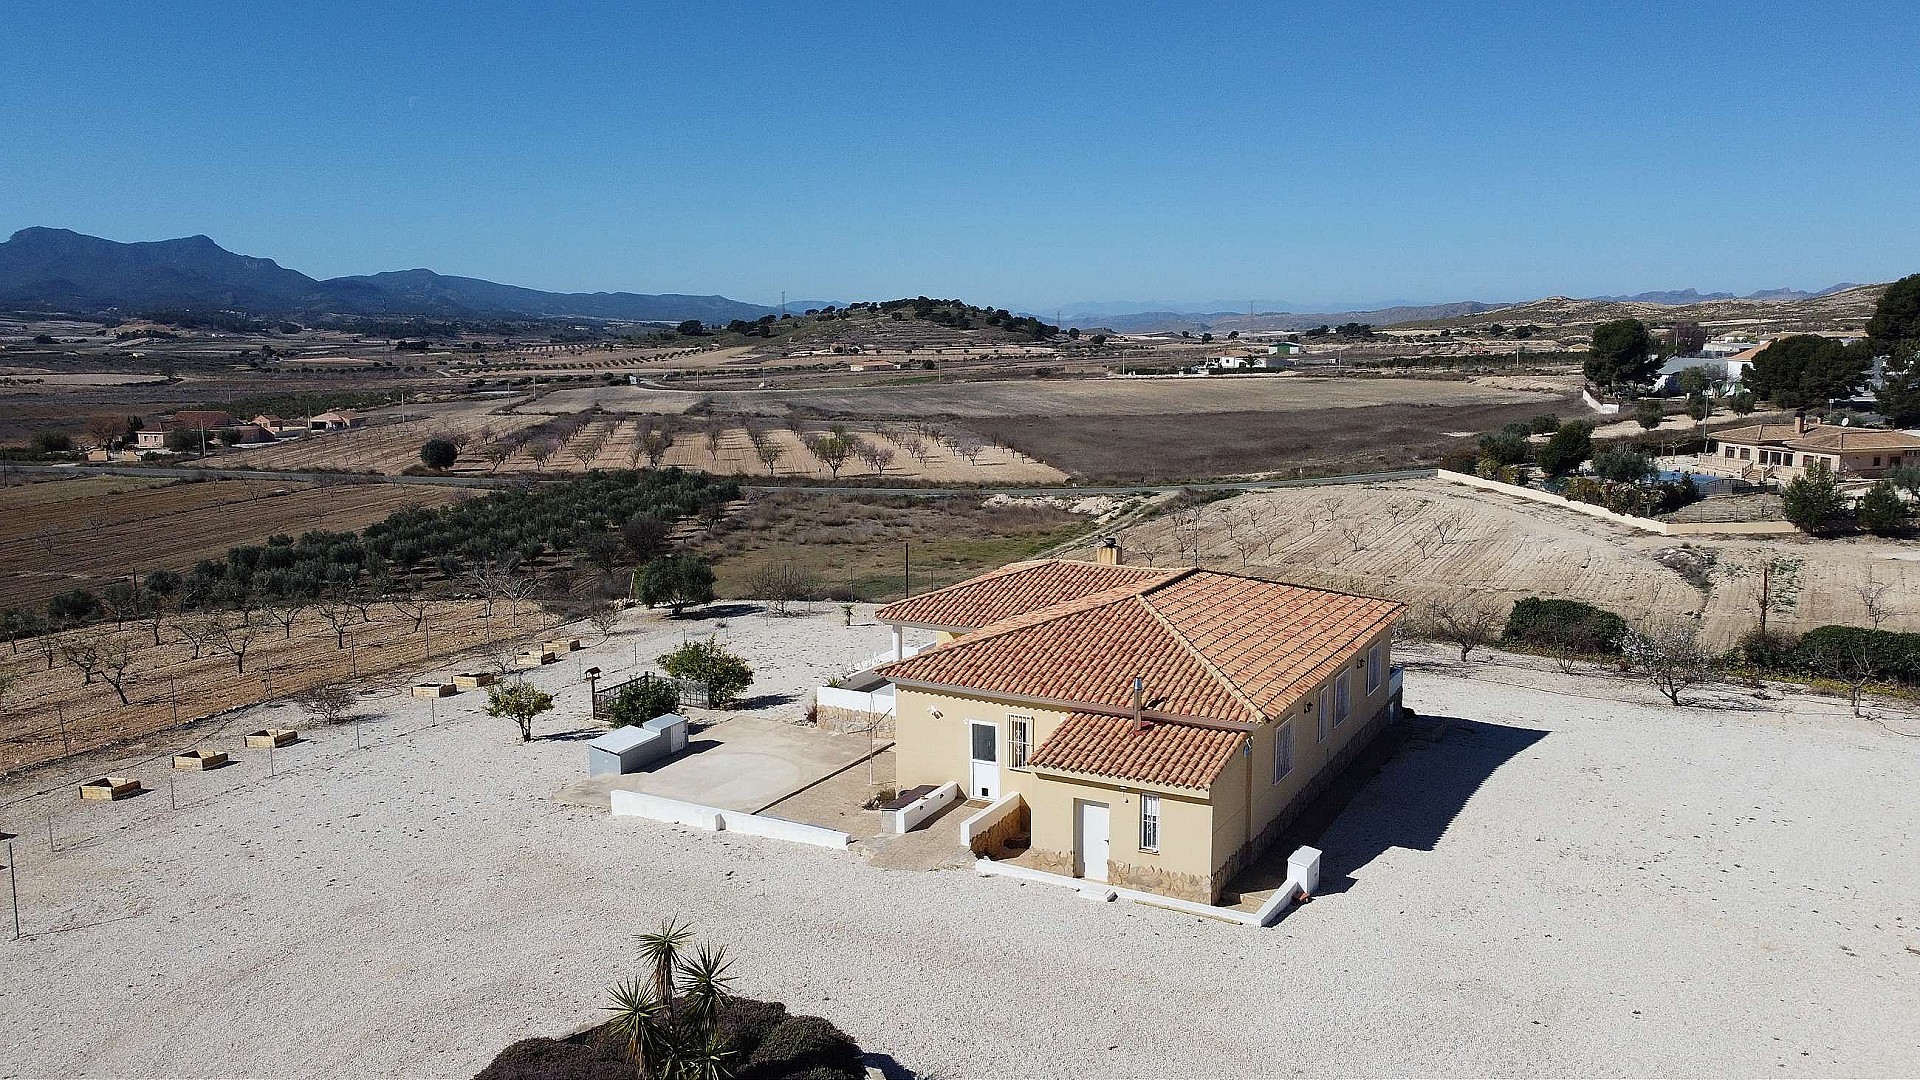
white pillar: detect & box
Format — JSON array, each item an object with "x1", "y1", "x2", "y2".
[{"x1": 892, "y1": 624, "x2": 904, "y2": 661}]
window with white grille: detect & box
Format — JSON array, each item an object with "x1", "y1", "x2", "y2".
[
  {"x1": 1367, "y1": 644, "x2": 1383, "y2": 694},
  {"x1": 1139, "y1": 793, "x2": 1160, "y2": 851},
  {"x1": 1273, "y1": 720, "x2": 1295, "y2": 783},
  {"x1": 1008, "y1": 715, "x2": 1032, "y2": 769},
  {"x1": 1334, "y1": 674, "x2": 1351, "y2": 727},
  {"x1": 1316, "y1": 688, "x2": 1330, "y2": 742}
]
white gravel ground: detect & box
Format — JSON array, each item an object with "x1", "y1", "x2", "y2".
[{"x1": 4, "y1": 627, "x2": 1920, "y2": 1078}]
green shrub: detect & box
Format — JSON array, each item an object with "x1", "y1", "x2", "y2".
[
  {"x1": 1502, "y1": 597, "x2": 1628, "y2": 655},
  {"x1": 1857, "y1": 480, "x2": 1907, "y2": 535},
  {"x1": 29, "y1": 430, "x2": 73, "y2": 453},
  {"x1": 637, "y1": 554, "x2": 716, "y2": 615},
  {"x1": 659, "y1": 638, "x2": 754, "y2": 708},
  {"x1": 1735, "y1": 628, "x2": 1801, "y2": 671},
  {"x1": 606, "y1": 677, "x2": 681, "y2": 727},
  {"x1": 419, "y1": 437, "x2": 458, "y2": 469},
  {"x1": 1792, "y1": 625, "x2": 1920, "y2": 684}
]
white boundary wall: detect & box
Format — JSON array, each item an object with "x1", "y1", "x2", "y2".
[
  {"x1": 817, "y1": 683, "x2": 896, "y2": 717},
  {"x1": 1434, "y1": 469, "x2": 1800, "y2": 536},
  {"x1": 886, "y1": 781, "x2": 961, "y2": 834},
  {"x1": 976, "y1": 844, "x2": 1322, "y2": 929},
  {"x1": 611, "y1": 790, "x2": 850, "y2": 849}
]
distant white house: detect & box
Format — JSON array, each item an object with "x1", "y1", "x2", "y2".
[{"x1": 1204, "y1": 354, "x2": 1295, "y2": 372}]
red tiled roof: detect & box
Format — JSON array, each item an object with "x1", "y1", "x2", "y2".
[
  {"x1": 874, "y1": 559, "x2": 1177, "y2": 629},
  {"x1": 877, "y1": 564, "x2": 1403, "y2": 725},
  {"x1": 1712, "y1": 423, "x2": 1920, "y2": 453},
  {"x1": 1027, "y1": 711, "x2": 1245, "y2": 790}
]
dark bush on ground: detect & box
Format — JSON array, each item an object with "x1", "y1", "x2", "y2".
[
  {"x1": 738, "y1": 1014, "x2": 866, "y2": 1080},
  {"x1": 1790, "y1": 625, "x2": 1920, "y2": 684},
  {"x1": 420, "y1": 437, "x2": 459, "y2": 469},
  {"x1": 1502, "y1": 597, "x2": 1628, "y2": 655},
  {"x1": 1735, "y1": 628, "x2": 1801, "y2": 671},
  {"x1": 606, "y1": 677, "x2": 681, "y2": 727},
  {"x1": 474, "y1": 998, "x2": 865, "y2": 1080}
]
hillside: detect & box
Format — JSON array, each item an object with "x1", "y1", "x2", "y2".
[
  {"x1": 0, "y1": 227, "x2": 794, "y2": 323},
  {"x1": 1403, "y1": 283, "x2": 1888, "y2": 335}
]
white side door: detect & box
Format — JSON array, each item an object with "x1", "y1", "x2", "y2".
[
  {"x1": 967, "y1": 721, "x2": 999, "y2": 800},
  {"x1": 1076, "y1": 800, "x2": 1110, "y2": 882}
]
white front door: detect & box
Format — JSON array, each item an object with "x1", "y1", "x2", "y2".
[
  {"x1": 968, "y1": 721, "x2": 999, "y2": 800},
  {"x1": 1076, "y1": 800, "x2": 1110, "y2": 882}
]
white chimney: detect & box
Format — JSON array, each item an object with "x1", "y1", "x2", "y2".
[{"x1": 1096, "y1": 536, "x2": 1123, "y2": 566}]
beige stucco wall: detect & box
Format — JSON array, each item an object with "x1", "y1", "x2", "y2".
[{"x1": 890, "y1": 628, "x2": 1397, "y2": 903}]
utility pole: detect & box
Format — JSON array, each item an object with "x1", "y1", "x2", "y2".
[{"x1": 904, "y1": 541, "x2": 911, "y2": 599}]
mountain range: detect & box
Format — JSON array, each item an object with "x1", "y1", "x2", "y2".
[
  {"x1": 1585, "y1": 285, "x2": 1860, "y2": 305},
  {"x1": 0, "y1": 228, "x2": 833, "y2": 323}
]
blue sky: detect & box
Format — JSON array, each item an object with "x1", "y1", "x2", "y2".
[{"x1": 4, "y1": 1, "x2": 1916, "y2": 311}]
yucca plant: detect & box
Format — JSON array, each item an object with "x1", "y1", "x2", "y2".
[
  {"x1": 606, "y1": 977, "x2": 671, "y2": 1080},
  {"x1": 675, "y1": 1029, "x2": 734, "y2": 1080},
  {"x1": 638, "y1": 917, "x2": 695, "y2": 1010},
  {"x1": 675, "y1": 944, "x2": 736, "y2": 1033}
]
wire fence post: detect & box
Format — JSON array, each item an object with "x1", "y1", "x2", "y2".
[
  {"x1": 7, "y1": 841, "x2": 18, "y2": 940},
  {"x1": 269, "y1": 741, "x2": 276, "y2": 776},
  {"x1": 45, "y1": 812, "x2": 54, "y2": 854}
]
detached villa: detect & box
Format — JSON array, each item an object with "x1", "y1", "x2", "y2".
[
  {"x1": 1702, "y1": 415, "x2": 1920, "y2": 483},
  {"x1": 873, "y1": 544, "x2": 1403, "y2": 904}
]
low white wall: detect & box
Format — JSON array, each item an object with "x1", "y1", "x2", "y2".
[
  {"x1": 1582, "y1": 387, "x2": 1622, "y2": 415},
  {"x1": 960, "y1": 792, "x2": 1023, "y2": 848},
  {"x1": 610, "y1": 790, "x2": 849, "y2": 849},
  {"x1": 722, "y1": 811, "x2": 851, "y2": 849},
  {"x1": 976, "y1": 850, "x2": 1318, "y2": 929},
  {"x1": 611, "y1": 790, "x2": 723, "y2": 831},
  {"x1": 817, "y1": 684, "x2": 896, "y2": 716},
  {"x1": 887, "y1": 781, "x2": 961, "y2": 835},
  {"x1": 1435, "y1": 469, "x2": 1799, "y2": 537}
]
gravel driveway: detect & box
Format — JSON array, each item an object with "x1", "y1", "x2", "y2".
[{"x1": 3, "y1": 634, "x2": 1918, "y2": 1078}]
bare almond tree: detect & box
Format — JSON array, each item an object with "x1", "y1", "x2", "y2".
[
  {"x1": 176, "y1": 612, "x2": 223, "y2": 661},
  {"x1": 212, "y1": 616, "x2": 261, "y2": 675},
  {"x1": 1855, "y1": 574, "x2": 1894, "y2": 631},
  {"x1": 389, "y1": 594, "x2": 432, "y2": 633},
  {"x1": 1622, "y1": 621, "x2": 1719, "y2": 706},
  {"x1": 1803, "y1": 638, "x2": 1879, "y2": 716},
  {"x1": 261, "y1": 598, "x2": 309, "y2": 639},
  {"x1": 1420, "y1": 596, "x2": 1505, "y2": 661},
  {"x1": 752, "y1": 434, "x2": 785, "y2": 477},
  {"x1": 293, "y1": 681, "x2": 358, "y2": 726}
]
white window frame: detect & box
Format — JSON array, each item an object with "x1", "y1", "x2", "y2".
[
  {"x1": 1367, "y1": 644, "x2": 1382, "y2": 694},
  {"x1": 1139, "y1": 793, "x2": 1160, "y2": 852},
  {"x1": 1334, "y1": 673, "x2": 1351, "y2": 728},
  {"x1": 1316, "y1": 687, "x2": 1330, "y2": 742},
  {"x1": 1273, "y1": 720, "x2": 1295, "y2": 784},
  {"x1": 1008, "y1": 714, "x2": 1032, "y2": 770}
]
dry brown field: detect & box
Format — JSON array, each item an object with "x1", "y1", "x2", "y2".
[
  {"x1": 695, "y1": 491, "x2": 1096, "y2": 600},
  {"x1": 0, "y1": 600, "x2": 544, "y2": 774},
  {"x1": 1081, "y1": 476, "x2": 1920, "y2": 648},
  {"x1": 533, "y1": 372, "x2": 1559, "y2": 419},
  {"x1": 0, "y1": 477, "x2": 460, "y2": 610}
]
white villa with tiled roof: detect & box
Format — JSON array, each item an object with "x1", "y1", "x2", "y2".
[
  {"x1": 873, "y1": 543, "x2": 1404, "y2": 904},
  {"x1": 1701, "y1": 415, "x2": 1920, "y2": 483}
]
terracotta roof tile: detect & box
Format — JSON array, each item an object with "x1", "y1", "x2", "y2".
[
  {"x1": 1027, "y1": 711, "x2": 1245, "y2": 790},
  {"x1": 874, "y1": 559, "x2": 1177, "y2": 629},
  {"x1": 877, "y1": 564, "x2": 1403, "y2": 725}
]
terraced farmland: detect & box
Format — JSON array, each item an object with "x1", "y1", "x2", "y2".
[{"x1": 0, "y1": 477, "x2": 459, "y2": 610}]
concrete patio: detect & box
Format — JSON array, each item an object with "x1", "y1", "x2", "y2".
[{"x1": 555, "y1": 714, "x2": 884, "y2": 813}]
